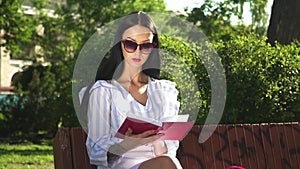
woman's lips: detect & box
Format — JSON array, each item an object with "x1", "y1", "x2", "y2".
[{"x1": 132, "y1": 58, "x2": 141, "y2": 62}]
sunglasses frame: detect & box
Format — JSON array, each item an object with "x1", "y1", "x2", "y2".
[{"x1": 121, "y1": 39, "x2": 157, "y2": 54}]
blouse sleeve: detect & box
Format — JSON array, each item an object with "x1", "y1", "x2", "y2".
[
  {"x1": 85, "y1": 82, "x2": 118, "y2": 168},
  {"x1": 163, "y1": 80, "x2": 180, "y2": 117},
  {"x1": 160, "y1": 80, "x2": 181, "y2": 156}
]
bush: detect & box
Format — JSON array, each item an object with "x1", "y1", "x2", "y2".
[
  {"x1": 0, "y1": 61, "x2": 79, "y2": 143},
  {"x1": 215, "y1": 33, "x2": 300, "y2": 123},
  {"x1": 159, "y1": 33, "x2": 300, "y2": 124},
  {"x1": 159, "y1": 34, "x2": 211, "y2": 124}
]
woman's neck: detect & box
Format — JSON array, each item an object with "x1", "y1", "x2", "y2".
[
  {"x1": 118, "y1": 64, "x2": 148, "y2": 85},
  {"x1": 118, "y1": 71, "x2": 148, "y2": 85}
]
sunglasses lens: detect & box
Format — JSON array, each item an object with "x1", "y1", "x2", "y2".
[
  {"x1": 140, "y1": 43, "x2": 155, "y2": 53},
  {"x1": 122, "y1": 40, "x2": 156, "y2": 53},
  {"x1": 123, "y1": 40, "x2": 137, "y2": 52}
]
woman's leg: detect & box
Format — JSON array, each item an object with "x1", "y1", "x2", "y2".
[{"x1": 138, "y1": 155, "x2": 182, "y2": 169}]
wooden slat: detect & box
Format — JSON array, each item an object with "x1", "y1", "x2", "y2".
[
  {"x1": 226, "y1": 124, "x2": 236, "y2": 166},
  {"x1": 260, "y1": 123, "x2": 277, "y2": 169},
  {"x1": 275, "y1": 124, "x2": 292, "y2": 168},
  {"x1": 195, "y1": 125, "x2": 209, "y2": 169},
  {"x1": 289, "y1": 123, "x2": 300, "y2": 167},
  {"x1": 193, "y1": 126, "x2": 206, "y2": 169},
  {"x1": 226, "y1": 124, "x2": 242, "y2": 166},
  {"x1": 244, "y1": 124, "x2": 255, "y2": 169},
  {"x1": 200, "y1": 125, "x2": 219, "y2": 169},
  {"x1": 281, "y1": 123, "x2": 297, "y2": 168},
  {"x1": 251, "y1": 124, "x2": 266, "y2": 169},
  {"x1": 234, "y1": 124, "x2": 252, "y2": 169},
  {"x1": 178, "y1": 126, "x2": 203, "y2": 169},
  {"x1": 210, "y1": 125, "x2": 225, "y2": 169},
  {"x1": 270, "y1": 124, "x2": 285, "y2": 168},
  {"x1": 70, "y1": 128, "x2": 96, "y2": 169},
  {"x1": 216, "y1": 125, "x2": 232, "y2": 168},
  {"x1": 233, "y1": 124, "x2": 246, "y2": 167},
  {"x1": 53, "y1": 128, "x2": 73, "y2": 169}
]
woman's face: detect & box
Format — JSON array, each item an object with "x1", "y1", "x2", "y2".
[{"x1": 121, "y1": 24, "x2": 154, "y2": 68}]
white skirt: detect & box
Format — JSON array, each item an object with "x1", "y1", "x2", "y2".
[{"x1": 110, "y1": 145, "x2": 154, "y2": 169}]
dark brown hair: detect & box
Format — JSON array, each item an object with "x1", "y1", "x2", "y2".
[{"x1": 95, "y1": 11, "x2": 161, "y2": 81}]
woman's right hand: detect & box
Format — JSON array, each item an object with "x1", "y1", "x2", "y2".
[{"x1": 119, "y1": 128, "x2": 164, "y2": 151}]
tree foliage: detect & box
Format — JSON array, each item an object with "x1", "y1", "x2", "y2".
[
  {"x1": 0, "y1": 0, "x2": 166, "y2": 141},
  {"x1": 0, "y1": 0, "x2": 37, "y2": 59},
  {"x1": 186, "y1": 0, "x2": 269, "y2": 41},
  {"x1": 52, "y1": 0, "x2": 166, "y2": 59}
]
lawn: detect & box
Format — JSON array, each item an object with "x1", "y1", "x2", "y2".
[{"x1": 0, "y1": 143, "x2": 54, "y2": 169}]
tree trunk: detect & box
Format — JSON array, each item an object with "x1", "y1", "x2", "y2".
[{"x1": 267, "y1": 0, "x2": 300, "y2": 45}]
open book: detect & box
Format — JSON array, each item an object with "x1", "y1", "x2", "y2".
[{"x1": 115, "y1": 114, "x2": 194, "y2": 140}]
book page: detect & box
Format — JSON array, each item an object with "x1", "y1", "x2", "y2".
[
  {"x1": 127, "y1": 113, "x2": 162, "y2": 126},
  {"x1": 176, "y1": 114, "x2": 189, "y2": 122}
]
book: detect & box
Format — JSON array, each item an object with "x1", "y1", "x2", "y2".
[{"x1": 115, "y1": 114, "x2": 194, "y2": 140}]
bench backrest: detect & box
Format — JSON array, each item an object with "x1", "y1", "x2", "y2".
[{"x1": 53, "y1": 123, "x2": 300, "y2": 169}]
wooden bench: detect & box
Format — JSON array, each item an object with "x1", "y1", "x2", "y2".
[{"x1": 53, "y1": 123, "x2": 300, "y2": 169}]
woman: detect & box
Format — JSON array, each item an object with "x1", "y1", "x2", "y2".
[{"x1": 86, "y1": 11, "x2": 182, "y2": 169}]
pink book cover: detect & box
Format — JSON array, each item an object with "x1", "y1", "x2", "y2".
[{"x1": 115, "y1": 114, "x2": 194, "y2": 140}]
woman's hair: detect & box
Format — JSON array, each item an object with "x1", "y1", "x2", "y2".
[{"x1": 95, "y1": 11, "x2": 161, "y2": 81}]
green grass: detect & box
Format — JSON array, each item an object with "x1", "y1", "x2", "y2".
[{"x1": 0, "y1": 143, "x2": 54, "y2": 169}]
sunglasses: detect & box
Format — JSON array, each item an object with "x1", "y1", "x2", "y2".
[{"x1": 121, "y1": 39, "x2": 157, "y2": 54}]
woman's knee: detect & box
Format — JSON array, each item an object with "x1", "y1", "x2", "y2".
[
  {"x1": 139, "y1": 155, "x2": 180, "y2": 169},
  {"x1": 159, "y1": 156, "x2": 176, "y2": 167}
]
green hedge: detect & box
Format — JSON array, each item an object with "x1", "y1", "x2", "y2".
[
  {"x1": 160, "y1": 33, "x2": 300, "y2": 124},
  {"x1": 215, "y1": 34, "x2": 300, "y2": 123},
  {"x1": 159, "y1": 34, "x2": 211, "y2": 124}
]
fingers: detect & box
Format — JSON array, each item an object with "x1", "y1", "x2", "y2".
[
  {"x1": 139, "y1": 134, "x2": 162, "y2": 146},
  {"x1": 125, "y1": 128, "x2": 133, "y2": 136},
  {"x1": 126, "y1": 129, "x2": 158, "y2": 138},
  {"x1": 138, "y1": 130, "x2": 157, "y2": 138},
  {"x1": 124, "y1": 128, "x2": 164, "y2": 144},
  {"x1": 141, "y1": 133, "x2": 164, "y2": 145},
  {"x1": 122, "y1": 131, "x2": 164, "y2": 150}
]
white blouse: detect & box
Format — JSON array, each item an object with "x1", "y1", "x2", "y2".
[{"x1": 84, "y1": 78, "x2": 181, "y2": 169}]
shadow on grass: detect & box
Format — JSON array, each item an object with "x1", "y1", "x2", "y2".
[{"x1": 0, "y1": 146, "x2": 53, "y2": 156}]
